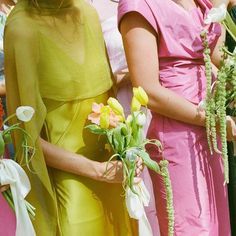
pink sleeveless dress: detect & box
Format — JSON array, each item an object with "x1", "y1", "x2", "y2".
[
  {"x1": 0, "y1": 194, "x2": 16, "y2": 236},
  {"x1": 118, "y1": 0, "x2": 231, "y2": 235}
]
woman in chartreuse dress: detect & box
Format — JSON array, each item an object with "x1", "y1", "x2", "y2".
[{"x1": 4, "y1": 0, "x2": 141, "y2": 235}]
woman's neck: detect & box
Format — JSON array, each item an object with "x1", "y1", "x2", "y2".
[{"x1": 33, "y1": 0, "x2": 75, "y2": 9}]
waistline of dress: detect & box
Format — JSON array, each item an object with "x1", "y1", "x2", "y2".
[{"x1": 159, "y1": 57, "x2": 205, "y2": 69}]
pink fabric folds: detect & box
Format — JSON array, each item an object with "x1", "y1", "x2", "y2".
[{"x1": 118, "y1": 0, "x2": 231, "y2": 235}]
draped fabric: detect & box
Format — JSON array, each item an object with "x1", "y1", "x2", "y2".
[{"x1": 4, "y1": 0, "x2": 114, "y2": 234}]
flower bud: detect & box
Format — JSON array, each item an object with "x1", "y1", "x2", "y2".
[
  {"x1": 126, "y1": 115, "x2": 133, "y2": 124},
  {"x1": 126, "y1": 149, "x2": 137, "y2": 162},
  {"x1": 16, "y1": 106, "x2": 35, "y2": 122},
  {"x1": 136, "y1": 113, "x2": 146, "y2": 127},
  {"x1": 131, "y1": 97, "x2": 141, "y2": 112},
  {"x1": 204, "y1": 3, "x2": 226, "y2": 24},
  {"x1": 100, "y1": 112, "x2": 109, "y2": 129},
  {"x1": 107, "y1": 97, "x2": 124, "y2": 117},
  {"x1": 133, "y1": 87, "x2": 148, "y2": 106}
]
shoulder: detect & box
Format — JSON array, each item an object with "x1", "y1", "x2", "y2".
[
  {"x1": 118, "y1": 0, "x2": 158, "y2": 33},
  {"x1": 5, "y1": 9, "x2": 37, "y2": 43}
]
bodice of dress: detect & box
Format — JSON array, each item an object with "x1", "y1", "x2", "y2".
[
  {"x1": 118, "y1": 0, "x2": 221, "y2": 104},
  {"x1": 6, "y1": 0, "x2": 113, "y2": 102}
]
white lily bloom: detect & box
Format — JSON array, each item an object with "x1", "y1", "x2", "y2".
[
  {"x1": 126, "y1": 181, "x2": 153, "y2": 236},
  {"x1": 204, "y1": 3, "x2": 227, "y2": 24},
  {"x1": 126, "y1": 149, "x2": 138, "y2": 162},
  {"x1": 136, "y1": 112, "x2": 146, "y2": 127},
  {"x1": 16, "y1": 106, "x2": 35, "y2": 122}
]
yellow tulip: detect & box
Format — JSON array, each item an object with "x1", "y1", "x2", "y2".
[
  {"x1": 100, "y1": 106, "x2": 110, "y2": 129},
  {"x1": 107, "y1": 97, "x2": 124, "y2": 117},
  {"x1": 133, "y1": 87, "x2": 149, "y2": 106},
  {"x1": 101, "y1": 105, "x2": 110, "y2": 114},
  {"x1": 117, "y1": 115, "x2": 125, "y2": 122},
  {"x1": 131, "y1": 97, "x2": 141, "y2": 112}
]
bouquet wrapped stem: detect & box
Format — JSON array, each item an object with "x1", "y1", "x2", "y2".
[{"x1": 87, "y1": 87, "x2": 174, "y2": 236}]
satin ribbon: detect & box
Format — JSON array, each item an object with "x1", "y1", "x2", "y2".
[
  {"x1": 0, "y1": 159, "x2": 36, "y2": 236},
  {"x1": 126, "y1": 180, "x2": 153, "y2": 236}
]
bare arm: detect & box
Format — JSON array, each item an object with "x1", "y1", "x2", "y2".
[
  {"x1": 120, "y1": 12, "x2": 205, "y2": 126},
  {"x1": 40, "y1": 138, "x2": 125, "y2": 183}
]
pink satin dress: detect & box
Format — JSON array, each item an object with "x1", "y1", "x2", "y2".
[
  {"x1": 0, "y1": 194, "x2": 16, "y2": 236},
  {"x1": 118, "y1": 0, "x2": 231, "y2": 235}
]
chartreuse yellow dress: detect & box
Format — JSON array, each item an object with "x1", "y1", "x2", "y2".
[{"x1": 4, "y1": 0, "x2": 137, "y2": 235}]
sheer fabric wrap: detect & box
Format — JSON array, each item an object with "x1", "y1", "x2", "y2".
[{"x1": 4, "y1": 0, "x2": 113, "y2": 234}]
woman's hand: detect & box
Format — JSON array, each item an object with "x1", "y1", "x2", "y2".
[
  {"x1": 41, "y1": 138, "x2": 144, "y2": 183},
  {"x1": 97, "y1": 157, "x2": 144, "y2": 183},
  {"x1": 226, "y1": 116, "x2": 236, "y2": 141},
  {"x1": 0, "y1": 184, "x2": 9, "y2": 192}
]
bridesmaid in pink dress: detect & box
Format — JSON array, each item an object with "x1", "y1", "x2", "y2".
[{"x1": 119, "y1": 0, "x2": 232, "y2": 235}]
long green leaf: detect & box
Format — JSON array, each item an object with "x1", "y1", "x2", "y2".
[{"x1": 138, "y1": 149, "x2": 160, "y2": 173}]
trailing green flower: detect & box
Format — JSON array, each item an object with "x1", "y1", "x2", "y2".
[{"x1": 201, "y1": 30, "x2": 229, "y2": 183}]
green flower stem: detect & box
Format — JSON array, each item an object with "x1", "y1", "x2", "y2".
[
  {"x1": 2, "y1": 189, "x2": 14, "y2": 210},
  {"x1": 223, "y1": 12, "x2": 236, "y2": 42},
  {"x1": 160, "y1": 160, "x2": 174, "y2": 236},
  {"x1": 3, "y1": 113, "x2": 16, "y2": 126},
  {"x1": 201, "y1": 29, "x2": 230, "y2": 183}
]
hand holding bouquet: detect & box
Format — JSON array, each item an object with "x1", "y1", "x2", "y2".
[{"x1": 87, "y1": 87, "x2": 174, "y2": 236}]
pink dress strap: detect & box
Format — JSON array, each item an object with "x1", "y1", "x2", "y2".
[{"x1": 118, "y1": 0, "x2": 159, "y2": 33}]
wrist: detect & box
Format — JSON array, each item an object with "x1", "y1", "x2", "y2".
[
  {"x1": 198, "y1": 110, "x2": 206, "y2": 127},
  {"x1": 196, "y1": 102, "x2": 206, "y2": 126},
  {"x1": 90, "y1": 161, "x2": 104, "y2": 181}
]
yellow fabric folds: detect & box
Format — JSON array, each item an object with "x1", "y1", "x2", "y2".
[
  {"x1": 44, "y1": 93, "x2": 137, "y2": 235},
  {"x1": 4, "y1": 0, "x2": 136, "y2": 235}
]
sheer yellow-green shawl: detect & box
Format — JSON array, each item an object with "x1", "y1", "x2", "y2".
[{"x1": 4, "y1": 0, "x2": 113, "y2": 234}]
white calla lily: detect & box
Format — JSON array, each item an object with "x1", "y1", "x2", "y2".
[
  {"x1": 126, "y1": 149, "x2": 138, "y2": 162},
  {"x1": 16, "y1": 106, "x2": 35, "y2": 122},
  {"x1": 136, "y1": 112, "x2": 146, "y2": 127},
  {"x1": 126, "y1": 181, "x2": 153, "y2": 236},
  {"x1": 204, "y1": 3, "x2": 227, "y2": 24}
]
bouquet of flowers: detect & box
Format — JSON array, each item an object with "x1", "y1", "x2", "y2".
[
  {"x1": 201, "y1": 3, "x2": 236, "y2": 184},
  {"x1": 0, "y1": 101, "x2": 36, "y2": 236},
  {"x1": 87, "y1": 87, "x2": 174, "y2": 236}
]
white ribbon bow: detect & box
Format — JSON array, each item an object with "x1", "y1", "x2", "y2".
[
  {"x1": 126, "y1": 180, "x2": 153, "y2": 236},
  {"x1": 0, "y1": 159, "x2": 36, "y2": 236}
]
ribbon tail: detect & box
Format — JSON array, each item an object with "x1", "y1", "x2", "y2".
[
  {"x1": 0, "y1": 160, "x2": 36, "y2": 236},
  {"x1": 11, "y1": 187, "x2": 36, "y2": 236},
  {"x1": 125, "y1": 181, "x2": 153, "y2": 236},
  {"x1": 139, "y1": 211, "x2": 153, "y2": 236}
]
